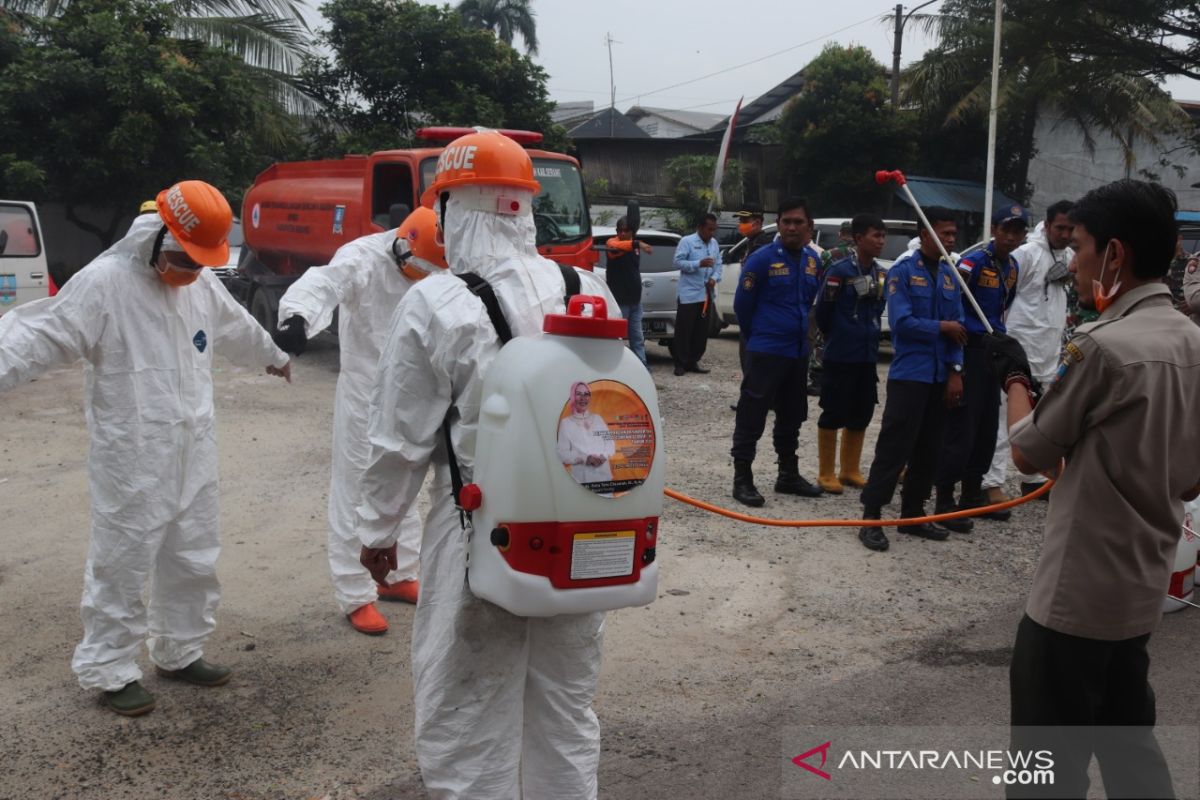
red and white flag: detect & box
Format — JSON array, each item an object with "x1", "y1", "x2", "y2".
[{"x1": 709, "y1": 96, "x2": 743, "y2": 211}]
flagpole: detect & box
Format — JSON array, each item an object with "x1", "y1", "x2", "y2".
[{"x1": 982, "y1": 0, "x2": 1002, "y2": 232}]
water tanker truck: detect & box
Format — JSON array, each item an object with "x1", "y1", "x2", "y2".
[{"x1": 223, "y1": 127, "x2": 596, "y2": 331}]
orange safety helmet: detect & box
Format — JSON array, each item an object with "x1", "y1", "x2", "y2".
[
  {"x1": 155, "y1": 180, "x2": 233, "y2": 267},
  {"x1": 419, "y1": 129, "x2": 541, "y2": 208},
  {"x1": 395, "y1": 206, "x2": 448, "y2": 280}
]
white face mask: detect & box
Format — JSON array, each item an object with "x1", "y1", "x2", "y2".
[{"x1": 1093, "y1": 242, "x2": 1121, "y2": 313}]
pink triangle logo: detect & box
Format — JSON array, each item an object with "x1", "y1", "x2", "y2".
[{"x1": 792, "y1": 741, "x2": 832, "y2": 780}]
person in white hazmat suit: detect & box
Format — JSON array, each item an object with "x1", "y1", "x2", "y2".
[
  {"x1": 0, "y1": 180, "x2": 291, "y2": 717},
  {"x1": 981, "y1": 203, "x2": 1074, "y2": 501},
  {"x1": 354, "y1": 130, "x2": 620, "y2": 799},
  {"x1": 273, "y1": 207, "x2": 446, "y2": 635}
]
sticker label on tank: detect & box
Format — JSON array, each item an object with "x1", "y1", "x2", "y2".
[
  {"x1": 0, "y1": 274, "x2": 15, "y2": 304},
  {"x1": 570, "y1": 531, "x2": 635, "y2": 580},
  {"x1": 251, "y1": 203, "x2": 261, "y2": 229},
  {"x1": 332, "y1": 204, "x2": 345, "y2": 235},
  {"x1": 556, "y1": 379, "x2": 655, "y2": 498}
]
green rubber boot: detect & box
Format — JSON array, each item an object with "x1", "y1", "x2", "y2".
[
  {"x1": 156, "y1": 658, "x2": 232, "y2": 687},
  {"x1": 105, "y1": 681, "x2": 157, "y2": 717}
]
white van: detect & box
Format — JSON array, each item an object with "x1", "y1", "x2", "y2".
[{"x1": 0, "y1": 200, "x2": 48, "y2": 315}]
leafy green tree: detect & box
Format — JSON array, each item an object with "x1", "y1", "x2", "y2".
[
  {"x1": 302, "y1": 0, "x2": 558, "y2": 156},
  {"x1": 0, "y1": 0, "x2": 304, "y2": 248},
  {"x1": 456, "y1": 0, "x2": 537, "y2": 55},
  {"x1": 903, "y1": 0, "x2": 1194, "y2": 201},
  {"x1": 663, "y1": 154, "x2": 743, "y2": 228},
  {"x1": 777, "y1": 44, "x2": 914, "y2": 215},
  {"x1": 0, "y1": 0, "x2": 313, "y2": 110}
]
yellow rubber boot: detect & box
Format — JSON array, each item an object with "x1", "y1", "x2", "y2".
[
  {"x1": 817, "y1": 428, "x2": 843, "y2": 494},
  {"x1": 839, "y1": 428, "x2": 868, "y2": 488}
]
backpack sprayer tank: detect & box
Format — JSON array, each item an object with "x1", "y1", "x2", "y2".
[{"x1": 461, "y1": 295, "x2": 664, "y2": 617}]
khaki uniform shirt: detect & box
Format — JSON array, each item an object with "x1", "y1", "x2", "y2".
[
  {"x1": 1182, "y1": 254, "x2": 1200, "y2": 326},
  {"x1": 1011, "y1": 283, "x2": 1200, "y2": 640}
]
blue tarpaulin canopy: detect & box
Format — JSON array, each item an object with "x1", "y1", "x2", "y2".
[
  {"x1": 1177, "y1": 210, "x2": 1200, "y2": 223},
  {"x1": 896, "y1": 175, "x2": 1018, "y2": 215}
]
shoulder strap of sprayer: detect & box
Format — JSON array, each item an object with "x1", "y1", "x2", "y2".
[{"x1": 442, "y1": 266, "x2": 580, "y2": 522}]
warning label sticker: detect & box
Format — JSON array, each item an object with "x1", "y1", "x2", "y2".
[{"x1": 571, "y1": 531, "x2": 636, "y2": 581}]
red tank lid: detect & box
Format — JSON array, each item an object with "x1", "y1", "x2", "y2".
[{"x1": 543, "y1": 295, "x2": 627, "y2": 339}]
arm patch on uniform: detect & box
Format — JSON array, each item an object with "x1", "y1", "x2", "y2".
[
  {"x1": 742, "y1": 272, "x2": 756, "y2": 290},
  {"x1": 1064, "y1": 342, "x2": 1085, "y2": 362},
  {"x1": 824, "y1": 275, "x2": 842, "y2": 300},
  {"x1": 942, "y1": 273, "x2": 955, "y2": 291},
  {"x1": 888, "y1": 277, "x2": 898, "y2": 295},
  {"x1": 806, "y1": 256, "x2": 818, "y2": 276}
]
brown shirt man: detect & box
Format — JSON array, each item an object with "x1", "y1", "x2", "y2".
[{"x1": 1011, "y1": 283, "x2": 1200, "y2": 640}]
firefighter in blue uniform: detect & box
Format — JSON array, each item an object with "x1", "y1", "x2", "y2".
[
  {"x1": 934, "y1": 204, "x2": 1026, "y2": 522},
  {"x1": 858, "y1": 207, "x2": 968, "y2": 552},
  {"x1": 813, "y1": 214, "x2": 888, "y2": 495},
  {"x1": 730, "y1": 197, "x2": 823, "y2": 506}
]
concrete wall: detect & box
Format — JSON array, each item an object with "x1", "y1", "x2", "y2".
[{"x1": 1027, "y1": 108, "x2": 1200, "y2": 217}]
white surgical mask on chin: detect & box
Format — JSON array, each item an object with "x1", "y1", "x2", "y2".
[{"x1": 1093, "y1": 242, "x2": 1121, "y2": 314}]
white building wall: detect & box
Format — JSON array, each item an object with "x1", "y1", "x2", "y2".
[{"x1": 1027, "y1": 107, "x2": 1200, "y2": 216}]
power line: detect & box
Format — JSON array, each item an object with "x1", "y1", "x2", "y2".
[{"x1": 613, "y1": 11, "x2": 883, "y2": 105}]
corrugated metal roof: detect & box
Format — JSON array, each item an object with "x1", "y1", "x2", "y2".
[
  {"x1": 566, "y1": 107, "x2": 649, "y2": 140},
  {"x1": 898, "y1": 175, "x2": 1018, "y2": 214}
]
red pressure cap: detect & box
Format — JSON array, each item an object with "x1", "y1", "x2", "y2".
[
  {"x1": 543, "y1": 294, "x2": 628, "y2": 339},
  {"x1": 459, "y1": 484, "x2": 482, "y2": 511},
  {"x1": 874, "y1": 169, "x2": 906, "y2": 186}
]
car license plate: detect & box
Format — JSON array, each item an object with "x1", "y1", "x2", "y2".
[{"x1": 647, "y1": 320, "x2": 667, "y2": 333}]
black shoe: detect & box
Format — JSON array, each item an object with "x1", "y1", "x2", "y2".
[
  {"x1": 730, "y1": 403, "x2": 739, "y2": 412},
  {"x1": 774, "y1": 454, "x2": 823, "y2": 497},
  {"x1": 733, "y1": 460, "x2": 765, "y2": 507},
  {"x1": 688, "y1": 363, "x2": 711, "y2": 374},
  {"x1": 859, "y1": 526, "x2": 890, "y2": 551},
  {"x1": 1020, "y1": 481, "x2": 1049, "y2": 501},
  {"x1": 960, "y1": 494, "x2": 1011, "y2": 522},
  {"x1": 933, "y1": 504, "x2": 974, "y2": 533},
  {"x1": 897, "y1": 521, "x2": 950, "y2": 541},
  {"x1": 673, "y1": 365, "x2": 687, "y2": 376},
  {"x1": 776, "y1": 474, "x2": 823, "y2": 497}
]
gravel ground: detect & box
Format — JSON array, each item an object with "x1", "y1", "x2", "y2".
[{"x1": 1, "y1": 329, "x2": 1196, "y2": 799}]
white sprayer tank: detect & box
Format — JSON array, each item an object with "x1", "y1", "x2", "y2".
[{"x1": 464, "y1": 294, "x2": 664, "y2": 617}]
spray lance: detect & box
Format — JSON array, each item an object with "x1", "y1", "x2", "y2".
[{"x1": 874, "y1": 169, "x2": 993, "y2": 335}]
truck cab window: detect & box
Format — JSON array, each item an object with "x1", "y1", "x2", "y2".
[{"x1": 372, "y1": 163, "x2": 415, "y2": 229}]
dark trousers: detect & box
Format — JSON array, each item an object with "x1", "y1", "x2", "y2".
[
  {"x1": 674, "y1": 300, "x2": 709, "y2": 368},
  {"x1": 1008, "y1": 614, "x2": 1174, "y2": 799},
  {"x1": 860, "y1": 379, "x2": 946, "y2": 516},
  {"x1": 730, "y1": 352, "x2": 809, "y2": 462},
  {"x1": 817, "y1": 361, "x2": 878, "y2": 431},
  {"x1": 936, "y1": 337, "x2": 999, "y2": 496}
]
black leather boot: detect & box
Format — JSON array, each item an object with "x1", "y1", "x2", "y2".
[
  {"x1": 774, "y1": 454, "x2": 823, "y2": 497},
  {"x1": 733, "y1": 459, "x2": 765, "y2": 507}
]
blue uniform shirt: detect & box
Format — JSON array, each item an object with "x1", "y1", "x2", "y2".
[
  {"x1": 814, "y1": 254, "x2": 887, "y2": 364},
  {"x1": 886, "y1": 249, "x2": 965, "y2": 383},
  {"x1": 733, "y1": 242, "x2": 820, "y2": 358},
  {"x1": 955, "y1": 241, "x2": 1018, "y2": 335},
  {"x1": 673, "y1": 232, "x2": 723, "y2": 304}
]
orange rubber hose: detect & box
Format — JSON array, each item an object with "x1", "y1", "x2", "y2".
[{"x1": 663, "y1": 476, "x2": 1054, "y2": 528}]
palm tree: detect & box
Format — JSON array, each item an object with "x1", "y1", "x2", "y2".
[
  {"x1": 456, "y1": 0, "x2": 538, "y2": 56},
  {"x1": 0, "y1": 0, "x2": 314, "y2": 110},
  {"x1": 900, "y1": 0, "x2": 1189, "y2": 198}
]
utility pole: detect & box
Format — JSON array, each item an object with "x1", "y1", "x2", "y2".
[
  {"x1": 890, "y1": 0, "x2": 940, "y2": 110},
  {"x1": 982, "y1": 0, "x2": 1003, "y2": 230},
  {"x1": 605, "y1": 31, "x2": 619, "y2": 137}
]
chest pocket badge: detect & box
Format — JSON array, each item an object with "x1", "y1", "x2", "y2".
[{"x1": 193, "y1": 330, "x2": 208, "y2": 354}]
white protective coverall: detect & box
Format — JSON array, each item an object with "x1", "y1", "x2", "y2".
[
  {"x1": 277, "y1": 230, "x2": 422, "y2": 614},
  {"x1": 983, "y1": 221, "x2": 1072, "y2": 489},
  {"x1": 0, "y1": 218, "x2": 288, "y2": 691},
  {"x1": 355, "y1": 188, "x2": 619, "y2": 799}
]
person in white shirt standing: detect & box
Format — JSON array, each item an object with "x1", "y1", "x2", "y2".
[{"x1": 981, "y1": 200, "x2": 1074, "y2": 503}]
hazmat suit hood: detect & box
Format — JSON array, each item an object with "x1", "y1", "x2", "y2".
[
  {"x1": 1025, "y1": 220, "x2": 1048, "y2": 251},
  {"x1": 110, "y1": 213, "x2": 167, "y2": 271},
  {"x1": 442, "y1": 187, "x2": 539, "y2": 277}
]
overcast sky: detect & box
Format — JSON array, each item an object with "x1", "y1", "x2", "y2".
[{"x1": 363, "y1": 0, "x2": 1199, "y2": 116}]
